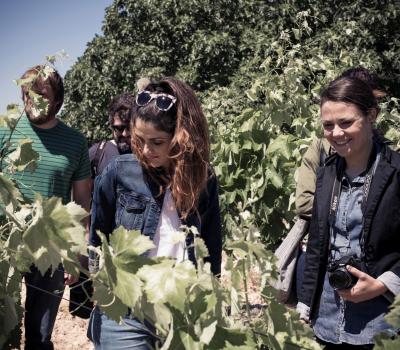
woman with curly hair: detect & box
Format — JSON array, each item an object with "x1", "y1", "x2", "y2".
[{"x1": 87, "y1": 77, "x2": 222, "y2": 349}]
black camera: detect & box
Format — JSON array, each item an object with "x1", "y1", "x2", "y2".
[{"x1": 327, "y1": 255, "x2": 363, "y2": 290}]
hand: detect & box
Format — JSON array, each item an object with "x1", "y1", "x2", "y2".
[
  {"x1": 64, "y1": 272, "x2": 79, "y2": 286},
  {"x1": 337, "y1": 265, "x2": 387, "y2": 303}
]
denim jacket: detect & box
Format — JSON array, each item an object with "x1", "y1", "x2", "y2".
[{"x1": 89, "y1": 154, "x2": 222, "y2": 275}]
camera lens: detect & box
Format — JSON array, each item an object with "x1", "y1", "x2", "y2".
[{"x1": 328, "y1": 268, "x2": 354, "y2": 290}]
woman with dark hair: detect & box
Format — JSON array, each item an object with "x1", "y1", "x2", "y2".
[
  {"x1": 87, "y1": 77, "x2": 222, "y2": 349},
  {"x1": 297, "y1": 76, "x2": 400, "y2": 349}
]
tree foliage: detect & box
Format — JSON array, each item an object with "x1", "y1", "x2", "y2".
[
  {"x1": 2, "y1": 0, "x2": 400, "y2": 348},
  {"x1": 63, "y1": 0, "x2": 400, "y2": 243}
]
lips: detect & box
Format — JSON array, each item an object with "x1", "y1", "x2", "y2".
[{"x1": 333, "y1": 139, "x2": 351, "y2": 147}]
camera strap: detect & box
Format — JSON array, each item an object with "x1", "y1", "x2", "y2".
[{"x1": 327, "y1": 144, "x2": 381, "y2": 261}]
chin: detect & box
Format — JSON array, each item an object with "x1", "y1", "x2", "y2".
[
  {"x1": 117, "y1": 143, "x2": 131, "y2": 154},
  {"x1": 27, "y1": 115, "x2": 53, "y2": 125}
]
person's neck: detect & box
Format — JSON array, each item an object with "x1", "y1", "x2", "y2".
[
  {"x1": 32, "y1": 115, "x2": 58, "y2": 129},
  {"x1": 345, "y1": 139, "x2": 374, "y2": 179}
]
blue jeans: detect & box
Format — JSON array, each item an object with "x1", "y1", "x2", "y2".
[
  {"x1": 24, "y1": 266, "x2": 65, "y2": 350},
  {"x1": 88, "y1": 307, "x2": 156, "y2": 350}
]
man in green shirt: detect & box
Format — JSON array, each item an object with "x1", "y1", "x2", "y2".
[{"x1": 0, "y1": 65, "x2": 91, "y2": 350}]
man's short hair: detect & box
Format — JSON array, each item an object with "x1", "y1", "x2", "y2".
[
  {"x1": 108, "y1": 93, "x2": 135, "y2": 125},
  {"x1": 21, "y1": 65, "x2": 64, "y2": 114}
]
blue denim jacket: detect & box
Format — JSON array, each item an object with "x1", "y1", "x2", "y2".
[{"x1": 89, "y1": 154, "x2": 222, "y2": 275}]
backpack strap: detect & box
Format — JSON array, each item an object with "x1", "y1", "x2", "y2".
[{"x1": 90, "y1": 140, "x2": 107, "y2": 178}]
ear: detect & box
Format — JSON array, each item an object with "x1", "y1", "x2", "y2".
[{"x1": 367, "y1": 108, "x2": 378, "y2": 124}]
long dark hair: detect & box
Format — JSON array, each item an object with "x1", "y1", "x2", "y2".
[{"x1": 130, "y1": 77, "x2": 210, "y2": 219}]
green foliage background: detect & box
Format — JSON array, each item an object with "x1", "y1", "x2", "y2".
[
  {"x1": 2, "y1": 1, "x2": 400, "y2": 348},
  {"x1": 63, "y1": 0, "x2": 400, "y2": 244}
]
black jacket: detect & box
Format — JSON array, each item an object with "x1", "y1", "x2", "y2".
[{"x1": 299, "y1": 144, "x2": 400, "y2": 319}]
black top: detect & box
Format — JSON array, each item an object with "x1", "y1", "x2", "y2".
[
  {"x1": 299, "y1": 143, "x2": 400, "y2": 319},
  {"x1": 89, "y1": 141, "x2": 121, "y2": 177}
]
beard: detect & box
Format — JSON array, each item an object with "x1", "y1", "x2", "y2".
[
  {"x1": 116, "y1": 137, "x2": 131, "y2": 154},
  {"x1": 26, "y1": 112, "x2": 54, "y2": 125}
]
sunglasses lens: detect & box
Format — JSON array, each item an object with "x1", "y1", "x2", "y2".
[
  {"x1": 112, "y1": 125, "x2": 128, "y2": 132},
  {"x1": 156, "y1": 96, "x2": 173, "y2": 111},
  {"x1": 136, "y1": 91, "x2": 152, "y2": 106}
]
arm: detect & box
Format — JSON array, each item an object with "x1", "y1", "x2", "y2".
[
  {"x1": 200, "y1": 174, "x2": 222, "y2": 276},
  {"x1": 88, "y1": 164, "x2": 117, "y2": 274},
  {"x1": 295, "y1": 138, "x2": 329, "y2": 220},
  {"x1": 297, "y1": 189, "x2": 326, "y2": 320},
  {"x1": 89, "y1": 164, "x2": 117, "y2": 247},
  {"x1": 63, "y1": 178, "x2": 92, "y2": 285},
  {"x1": 72, "y1": 177, "x2": 92, "y2": 237}
]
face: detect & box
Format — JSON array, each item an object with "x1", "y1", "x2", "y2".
[
  {"x1": 112, "y1": 116, "x2": 131, "y2": 153},
  {"x1": 23, "y1": 84, "x2": 59, "y2": 125},
  {"x1": 133, "y1": 118, "x2": 172, "y2": 169},
  {"x1": 321, "y1": 101, "x2": 375, "y2": 167}
]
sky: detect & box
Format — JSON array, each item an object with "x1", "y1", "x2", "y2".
[{"x1": 0, "y1": 0, "x2": 113, "y2": 113}]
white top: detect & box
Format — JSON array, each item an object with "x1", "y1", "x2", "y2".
[{"x1": 148, "y1": 189, "x2": 187, "y2": 262}]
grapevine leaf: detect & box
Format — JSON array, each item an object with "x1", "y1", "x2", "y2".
[
  {"x1": 0, "y1": 175, "x2": 22, "y2": 208},
  {"x1": 0, "y1": 105, "x2": 21, "y2": 129},
  {"x1": 23, "y1": 195, "x2": 86, "y2": 275},
  {"x1": 7, "y1": 139, "x2": 39, "y2": 172},
  {"x1": 200, "y1": 319, "x2": 217, "y2": 345},
  {"x1": 93, "y1": 278, "x2": 128, "y2": 322},
  {"x1": 109, "y1": 226, "x2": 155, "y2": 261},
  {"x1": 207, "y1": 326, "x2": 256, "y2": 349},
  {"x1": 113, "y1": 269, "x2": 143, "y2": 307},
  {"x1": 98, "y1": 228, "x2": 155, "y2": 309},
  {"x1": 385, "y1": 293, "x2": 400, "y2": 328},
  {"x1": 138, "y1": 260, "x2": 197, "y2": 311}
]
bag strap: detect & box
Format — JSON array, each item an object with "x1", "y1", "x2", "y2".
[{"x1": 90, "y1": 140, "x2": 106, "y2": 178}]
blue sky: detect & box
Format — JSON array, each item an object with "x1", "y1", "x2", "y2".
[{"x1": 0, "y1": 0, "x2": 113, "y2": 113}]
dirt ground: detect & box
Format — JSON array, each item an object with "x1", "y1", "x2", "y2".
[
  {"x1": 19, "y1": 286, "x2": 93, "y2": 350},
  {"x1": 49, "y1": 288, "x2": 93, "y2": 350}
]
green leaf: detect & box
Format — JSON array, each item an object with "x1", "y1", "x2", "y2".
[
  {"x1": 138, "y1": 260, "x2": 197, "y2": 311},
  {"x1": 0, "y1": 175, "x2": 22, "y2": 209},
  {"x1": 93, "y1": 278, "x2": 129, "y2": 323},
  {"x1": 200, "y1": 320, "x2": 217, "y2": 345},
  {"x1": 23, "y1": 195, "x2": 86, "y2": 274},
  {"x1": 110, "y1": 226, "x2": 155, "y2": 259},
  {"x1": 7, "y1": 138, "x2": 39, "y2": 172}
]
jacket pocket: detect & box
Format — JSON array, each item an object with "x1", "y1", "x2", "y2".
[{"x1": 117, "y1": 192, "x2": 148, "y2": 231}]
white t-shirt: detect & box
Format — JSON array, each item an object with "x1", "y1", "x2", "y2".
[{"x1": 148, "y1": 189, "x2": 187, "y2": 262}]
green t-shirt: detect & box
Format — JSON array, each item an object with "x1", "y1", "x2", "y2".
[{"x1": 0, "y1": 115, "x2": 90, "y2": 204}]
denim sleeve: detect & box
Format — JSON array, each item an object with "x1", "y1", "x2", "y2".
[
  {"x1": 200, "y1": 174, "x2": 222, "y2": 276},
  {"x1": 89, "y1": 162, "x2": 117, "y2": 247}
]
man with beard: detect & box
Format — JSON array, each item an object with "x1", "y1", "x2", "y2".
[
  {"x1": 0, "y1": 65, "x2": 91, "y2": 349},
  {"x1": 89, "y1": 93, "x2": 135, "y2": 177}
]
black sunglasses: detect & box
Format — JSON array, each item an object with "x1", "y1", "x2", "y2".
[
  {"x1": 136, "y1": 90, "x2": 177, "y2": 111},
  {"x1": 111, "y1": 125, "x2": 129, "y2": 133}
]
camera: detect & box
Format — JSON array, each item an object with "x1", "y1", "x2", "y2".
[{"x1": 327, "y1": 255, "x2": 363, "y2": 290}]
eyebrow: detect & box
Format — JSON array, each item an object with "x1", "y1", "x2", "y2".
[{"x1": 134, "y1": 133, "x2": 169, "y2": 141}]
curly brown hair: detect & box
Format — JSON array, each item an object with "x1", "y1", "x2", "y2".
[{"x1": 130, "y1": 77, "x2": 210, "y2": 219}]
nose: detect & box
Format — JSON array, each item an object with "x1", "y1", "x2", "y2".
[
  {"x1": 122, "y1": 127, "x2": 130, "y2": 137},
  {"x1": 332, "y1": 125, "x2": 344, "y2": 138},
  {"x1": 143, "y1": 143, "x2": 151, "y2": 156}
]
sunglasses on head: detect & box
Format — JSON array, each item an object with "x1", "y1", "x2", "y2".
[
  {"x1": 111, "y1": 124, "x2": 129, "y2": 133},
  {"x1": 136, "y1": 90, "x2": 177, "y2": 111}
]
